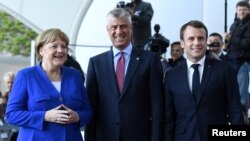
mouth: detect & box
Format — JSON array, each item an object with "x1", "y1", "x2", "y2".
[
  {"x1": 115, "y1": 35, "x2": 125, "y2": 42},
  {"x1": 54, "y1": 54, "x2": 65, "y2": 59}
]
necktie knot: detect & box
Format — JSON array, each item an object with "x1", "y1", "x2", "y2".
[{"x1": 191, "y1": 64, "x2": 199, "y2": 71}]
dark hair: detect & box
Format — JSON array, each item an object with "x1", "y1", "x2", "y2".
[
  {"x1": 236, "y1": 1, "x2": 250, "y2": 9},
  {"x1": 209, "y1": 32, "x2": 223, "y2": 41},
  {"x1": 180, "y1": 20, "x2": 208, "y2": 40},
  {"x1": 170, "y1": 41, "x2": 180, "y2": 48}
]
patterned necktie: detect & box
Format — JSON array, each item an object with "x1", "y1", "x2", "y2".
[
  {"x1": 191, "y1": 64, "x2": 200, "y2": 102},
  {"x1": 116, "y1": 52, "x2": 125, "y2": 94}
]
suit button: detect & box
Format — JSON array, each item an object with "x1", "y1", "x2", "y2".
[{"x1": 116, "y1": 122, "x2": 120, "y2": 125}]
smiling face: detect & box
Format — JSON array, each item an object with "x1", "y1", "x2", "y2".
[
  {"x1": 208, "y1": 35, "x2": 223, "y2": 54},
  {"x1": 106, "y1": 16, "x2": 133, "y2": 50},
  {"x1": 181, "y1": 25, "x2": 207, "y2": 63},
  {"x1": 39, "y1": 37, "x2": 68, "y2": 69}
]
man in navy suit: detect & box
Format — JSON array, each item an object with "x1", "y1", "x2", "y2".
[
  {"x1": 84, "y1": 8, "x2": 164, "y2": 141},
  {"x1": 164, "y1": 20, "x2": 244, "y2": 141}
]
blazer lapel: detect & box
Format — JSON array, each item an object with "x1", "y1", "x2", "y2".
[
  {"x1": 120, "y1": 48, "x2": 142, "y2": 99},
  {"x1": 197, "y1": 58, "x2": 213, "y2": 105}
]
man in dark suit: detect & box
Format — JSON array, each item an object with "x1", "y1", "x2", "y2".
[
  {"x1": 164, "y1": 20, "x2": 244, "y2": 141},
  {"x1": 84, "y1": 8, "x2": 164, "y2": 141},
  {"x1": 207, "y1": 32, "x2": 237, "y2": 73}
]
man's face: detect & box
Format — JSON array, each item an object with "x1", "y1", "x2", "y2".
[
  {"x1": 236, "y1": 6, "x2": 250, "y2": 20},
  {"x1": 181, "y1": 26, "x2": 207, "y2": 63},
  {"x1": 106, "y1": 16, "x2": 133, "y2": 50},
  {"x1": 171, "y1": 44, "x2": 183, "y2": 60},
  {"x1": 208, "y1": 35, "x2": 223, "y2": 54}
]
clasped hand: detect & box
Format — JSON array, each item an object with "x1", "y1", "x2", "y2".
[{"x1": 45, "y1": 104, "x2": 79, "y2": 124}]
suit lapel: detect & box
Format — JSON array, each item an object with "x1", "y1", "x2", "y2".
[
  {"x1": 106, "y1": 50, "x2": 121, "y2": 97},
  {"x1": 196, "y1": 58, "x2": 213, "y2": 105},
  {"x1": 181, "y1": 61, "x2": 197, "y2": 105},
  {"x1": 120, "y1": 48, "x2": 142, "y2": 99}
]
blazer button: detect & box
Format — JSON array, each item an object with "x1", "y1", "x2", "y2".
[
  {"x1": 116, "y1": 122, "x2": 120, "y2": 125},
  {"x1": 59, "y1": 97, "x2": 63, "y2": 101}
]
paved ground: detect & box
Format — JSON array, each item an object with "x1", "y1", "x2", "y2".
[{"x1": 0, "y1": 54, "x2": 30, "y2": 93}]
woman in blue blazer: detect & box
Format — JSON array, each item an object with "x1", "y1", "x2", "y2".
[{"x1": 5, "y1": 28, "x2": 92, "y2": 141}]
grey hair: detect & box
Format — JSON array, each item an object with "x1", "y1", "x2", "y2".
[
  {"x1": 107, "y1": 8, "x2": 132, "y2": 25},
  {"x1": 3, "y1": 71, "x2": 15, "y2": 81}
]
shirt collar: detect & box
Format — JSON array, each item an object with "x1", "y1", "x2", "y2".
[
  {"x1": 113, "y1": 43, "x2": 133, "y2": 57},
  {"x1": 186, "y1": 55, "x2": 206, "y2": 69}
]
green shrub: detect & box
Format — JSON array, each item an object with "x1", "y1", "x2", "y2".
[{"x1": 0, "y1": 11, "x2": 38, "y2": 56}]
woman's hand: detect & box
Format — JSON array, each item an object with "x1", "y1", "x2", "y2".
[
  {"x1": 44, "y1": 105, "x2": 70, "y2": 124},
  {"x1": 44, "y1": 104, "x2": 79, "y2": 124},
  {"x1": 61, "y1": 105, "x2": 80, "y2": 124}
]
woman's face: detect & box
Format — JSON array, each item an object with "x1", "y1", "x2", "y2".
[{"x1": 39, "y1": 37, "x2": 68, "y2": 68}]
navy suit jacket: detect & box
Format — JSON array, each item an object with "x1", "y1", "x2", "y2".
[
  {"x1": 164, "y1": 57, "x2": 244, "y2": 141},
  {"x1": 85, "y1": 47, "x2": 164, "y2": 141}
]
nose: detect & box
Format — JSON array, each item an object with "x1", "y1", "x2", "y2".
[
  {"x1": 57, "y1": 46, "x2": 66, "y2": 52},
  {"x1": 116, "y1": 26, "x2": 123, "y2": 34},
  {"x1": 193, "y1": 38, "x2": 200, "y2": 45}
]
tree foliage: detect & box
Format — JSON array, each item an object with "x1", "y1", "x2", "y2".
[{"x1": 0, "y1": 11, "x2": 38, "y2": 56}]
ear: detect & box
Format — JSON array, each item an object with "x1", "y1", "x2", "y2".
[
  {"x1": 39, "y1": 47, "x2": 44, "y2": 56},
  {"x1": 180, "y1": 40, "x2": 185, "y2": 49}
]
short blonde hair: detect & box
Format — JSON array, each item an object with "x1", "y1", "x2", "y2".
[{"x1": 35, "y1": 28, "x2": 69, "y2": 61}]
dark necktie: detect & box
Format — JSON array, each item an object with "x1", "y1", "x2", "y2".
[
  {"x1": 116, "y1": 52, "x2": 125, "y2": 94},
  {"x1": 191, "y1": 64, "x2": 200, "y2": 101}
]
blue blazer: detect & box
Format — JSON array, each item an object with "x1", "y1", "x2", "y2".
[
  {"x1": 6, "y1": 65, "x2": 92, "y2": 141},
  {"x1": 164, "y1": 57, "x2": 244, "y2": 141},
  {"x1": 85, "y1": 47, "x2": 164, "y2": 141}
]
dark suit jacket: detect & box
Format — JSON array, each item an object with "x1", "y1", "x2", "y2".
[
  {"x1": 85, "y1": 47, "x2": 164, "y2": 141},
  {"x1": 164, "y1": 57, "x2": 244, "y2": 141}
]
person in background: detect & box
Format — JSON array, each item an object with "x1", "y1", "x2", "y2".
[
  {"x1": 164, "y1": 20, "x2": 244, "y2": 141},
  {"x1": 127, "y1": 0, "x2": 154, "y2": 49},
  {"x1": 0, "y1": 71, "x2": 15, "y2": 122},
  {"x1": 207, "y1": 33, "x2": 225, "y2": 59},
  {"x1": 5, "y1": 28, "x2": 92, "y2": 141},
  {"x1": 164, "y1": 41, "x2": 184, "y2": 73},
  {"x1": 1, "y1": 71, "x2": 15, "y2": 105},
  {"x1": 207, "y1": 32, "x2": 237, "y2": 72},
  {"x1": 84, "y1": 8, "x2": 163, "y2": 141},
  {"x1": 224, "y1": 1, "x2": 250, "y2": 124},
  {"x1": 224, "y1": 1, "x2": 250, "y2": 72},
  {"x1": 64, "y1": 54, "x2": 85, "y2": 83}
]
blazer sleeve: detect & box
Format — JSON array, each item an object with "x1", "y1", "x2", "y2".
[
  {"x1": 74, "y1": 70, "x2": 92, "y2": 128},
  {"x1": 6, "y1": 70, "x2": 45, "y2": 130}
]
